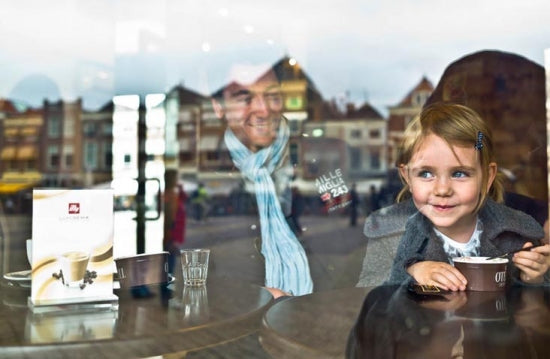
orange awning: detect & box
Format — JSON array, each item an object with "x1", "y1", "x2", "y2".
[
  {"x1": 0, "y1": 182, "x2": 36, "y2": 194},
  {"x1": 21, "y1": 127, "x2": 38, "y2": 136},
  {"x1": 16, "y1": 146, "x2": 37, "y2": 160},
  {"x1": 4, "y1": 128, "x2": 19, "y2": 137},
  {"x1": 1, "y1": 147, "x2": 16, "y2": 160}
]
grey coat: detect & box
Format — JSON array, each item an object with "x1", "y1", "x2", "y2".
[
  {"x1": 357, "y1": 199, "x2": 546, "y2": 287},
  {"x1": 356, "y1": 200, "x2": 416, "y2": 287}
]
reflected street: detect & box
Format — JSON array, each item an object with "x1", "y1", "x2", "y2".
[{"x1": 2, "y1": 211, "x2": 368, "y2": 293}]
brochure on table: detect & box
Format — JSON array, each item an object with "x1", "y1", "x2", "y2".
[{"x1": 30, "y1": 189, "x2": 118, "y2": 308}]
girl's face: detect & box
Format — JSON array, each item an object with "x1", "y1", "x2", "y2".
[{"x1": 400, "y1": 133, "x2": 497, "y2": 242}]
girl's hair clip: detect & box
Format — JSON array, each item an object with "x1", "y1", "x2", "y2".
[{"x1": 474, "y1": 131, "x2": 484, "y2": 151}]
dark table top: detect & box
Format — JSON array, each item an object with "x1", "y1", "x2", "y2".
[
  {"x1": 261, "y1": 285, "x2": 550, "y2": 359},
  {"x1": 347, "y1": 285, "x2": 550, "y2": 359},
  {"x1": 0, "y1": 277, "x2": 273, "y2": 359},
  {"x1": 261, "y1": 286, "x2": 371, "y2": 359}
]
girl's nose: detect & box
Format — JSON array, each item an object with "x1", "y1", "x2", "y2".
[{"x1": 434, "y1": 177, "x2": 452, "y2": 196}]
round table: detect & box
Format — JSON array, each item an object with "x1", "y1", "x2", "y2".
[
  {"x1": 260, "y1": 287, "x2": 370, "y2": 359},
  {"x1": 347, "y1": 285, "x2": 550, "y2": 359},
  {"x1": 0, "y1": 277, "x2": 273, "y2": 358}
]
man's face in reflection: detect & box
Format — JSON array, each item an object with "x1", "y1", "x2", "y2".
[{"x1": 213, "y1": 69, "x2": 283, "y2": 152}]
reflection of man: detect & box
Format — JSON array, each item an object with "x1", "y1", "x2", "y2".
[
  {"x1": 349, "y1": 183, "x2": 359, "y2": 227},
  {"x1": 211, "y1": 64, "x2": 313, "y2": 296},
  {"x1": 191, "y1": 182, "x2": 208, "y2": 222}
]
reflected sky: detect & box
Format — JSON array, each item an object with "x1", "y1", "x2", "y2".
[{"x1": 1, "y1": 0, "x2": 549, "y2": 113}]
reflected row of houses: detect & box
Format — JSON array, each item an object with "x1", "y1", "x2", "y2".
[{"x1": 0, "y1": 56, "x2": 433, "y2": 202}]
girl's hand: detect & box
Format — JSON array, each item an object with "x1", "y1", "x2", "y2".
[
  {"x1": 407, "y1": 260, "x2": 467, "y2": 291},
  {"x1": 513, "y1": 242, "x2": 550, "y2": 284}
]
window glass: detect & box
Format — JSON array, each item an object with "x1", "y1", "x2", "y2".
[{"x1": 0, "y1": 3, "x2": 549, "y2": 357}]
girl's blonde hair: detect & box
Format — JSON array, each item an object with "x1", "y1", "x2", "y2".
[{"x1": 396, "y1": 102, "x2": 503, "y2": 212}]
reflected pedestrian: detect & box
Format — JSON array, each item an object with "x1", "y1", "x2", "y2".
[
  {"x1": 289, "y1": 187, "x2": 304, "y2": 235},
  {"x1": 349, "y1": 183, "x2": 359, "y2": 226},
  {"x1": 191, "y1": 183, "x2": 208, "y2": 222},
  {"x1": 164, "y1": 182, "x2": 187, "y2": 275},
  {"x1": 365, "y1": 184, "x2": 379, "y2": 215}
]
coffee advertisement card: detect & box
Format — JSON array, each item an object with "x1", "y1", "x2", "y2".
[{"x1": 30, "y1": 189, "x2": 117, "y2": 307}]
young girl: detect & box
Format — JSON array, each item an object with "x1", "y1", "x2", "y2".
[{"x1": 388, "y1": 102, "x2": 550, "y2": 290}]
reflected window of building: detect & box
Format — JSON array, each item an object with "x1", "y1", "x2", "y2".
[
  {"x1": 370, "y1": 150, "x2": 381, "y2": 169},
  {"x1": 102, "y1": 123, "x2": 113, "y2": 136},
  {"x1": 63, "y1": 116, "x2": 75, "y2": 138},
  {"x1": 84, "y1": 123, "x2": 97, "y2": 137},
  {"x1": 350, "y1": 147, "x2": 361, "y2": 168},
  {"x1": 206, "y1": 151, "x2": 220, "y2": 161},
  {"x1": 413, "y1": 91, "x2": 430, "y2": 106},
  {"x1": 6, "y1": 160, "x2": 15, "y2": 170},
  {"x1": 64, "y1": 144, "x2": 74, "y2": 169},
  {"x1": 48, "y1": 117, "x2": 61, "y2": 138},
  {"x1": 25, "y1": 159, "x2": 35, "y2": 171},
  {"x1": 103, "y1": 143, "x2": 113, "y2": 168},
  {"x1": 179, "y1": 152, "x2": 193, "y2": 162},
  {"x1": 47, "y1": 145, "x2": 59, "y2": 169},
  {"x1": 85, "y1": 142, "x2": 98, "y2": 169}
]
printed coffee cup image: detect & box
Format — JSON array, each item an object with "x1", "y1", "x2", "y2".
[
  {"x1": 453, "y1": 256, "x2": 508, "y2": 291},
  {"x1": 59, "y1": 251, "x2": 90, "y2": 287}
]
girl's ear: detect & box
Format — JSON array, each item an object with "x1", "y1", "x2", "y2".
[
  {"x1": 487, "y1": 162, "x2": 498, "y2": 192},
  {"x1": 398, "y1": 164, "x2": 410, "y2": 187}
]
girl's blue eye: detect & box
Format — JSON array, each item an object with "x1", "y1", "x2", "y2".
[
  {"x1": 452, "y1": 171, "x2": 469, "y2": 178},
  {"x1": 418, "y1": 170, "x2": 433, "y2": 179}
]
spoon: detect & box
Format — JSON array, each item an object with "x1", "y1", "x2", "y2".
[{"x1": 486, "y1": 244, "x2": 543, "y2": 260}]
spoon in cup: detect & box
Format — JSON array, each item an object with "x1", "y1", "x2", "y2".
[{"x1": 486, "y1": 244, "x2": 543, "y2": 260}]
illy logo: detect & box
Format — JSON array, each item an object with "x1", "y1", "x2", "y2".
[{"x1": 68, "y1": 203, "x2": 80, "y2": 214}]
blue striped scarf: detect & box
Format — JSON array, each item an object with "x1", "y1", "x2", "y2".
[{"x1": 224, "y1": 120, "x2": 313, "y2": 295}]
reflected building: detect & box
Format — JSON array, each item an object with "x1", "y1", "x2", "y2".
[
  {"x1": 81, "y1": 101, "x2": 114, "y2": 187},
  {"x1": 41, "y1": 99, "x2": 84, "y2": 188},
  {"x1": 273, "y1": 56, "x2": 325, "y2": 134},
  {"x1": 10, "y1": 52, "x2": 546, "y2": 211},
  {"x1": 303, "y1": 102, "x2": 387, "y2": 189},
  {"x1": 164, "y1": 56, "x2": 329, "y2": 199},
  {"x1": 0, "y1": 101, "x2": 43, "y2": 212},
  {"x1": 426, "y1": 50, "x2": 548, "y2": 202},
  {"x1": 386, "y1": 76, "x2": 434, "y2": 167}
]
